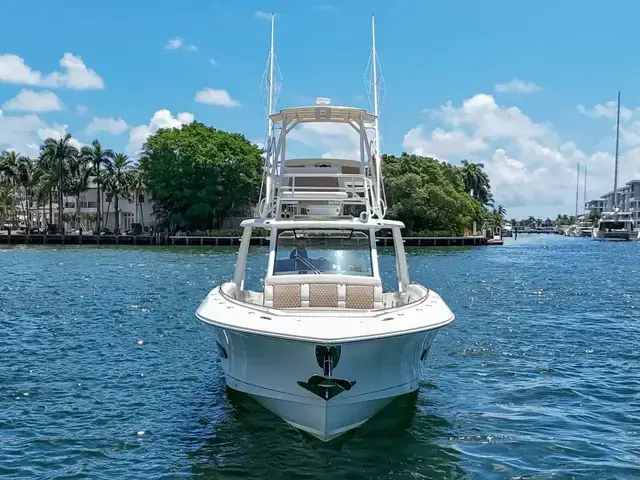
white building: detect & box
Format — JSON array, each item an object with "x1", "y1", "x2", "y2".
[
  {"x1": 584, "y1": 199, "x2": 604, "y2": 214},
  {"x1": 27, "y1": 182, "x2": 156, "y2": 233}
]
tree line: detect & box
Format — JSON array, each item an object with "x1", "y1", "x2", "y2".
[
  {"x1": 0, "y1": 121, "x2": 504, "y2": 236},
  {"x1": 0, "y1": 135, "x2": 143, "y2": 235},
  {"x1": 509, "y1": 213, "x2": 601, "y2": 228}
]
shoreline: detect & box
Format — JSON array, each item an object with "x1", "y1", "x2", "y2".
[{"x1": 0, "y1": 234, "x2": 488, "y2": 247}]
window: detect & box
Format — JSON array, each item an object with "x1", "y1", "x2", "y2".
[
  {"x1": 273, "y1": 229, "x2": 373, "y2": 276},
  {"x1": 139, "y1": 194, "x2": 145, "y2": 203}
]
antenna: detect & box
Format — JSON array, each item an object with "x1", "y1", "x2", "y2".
[
  {"x1": 371, "y1": 15, "x2": 380, "y2": 155},
  {"x1": 613, "y1": 91, "x2": 621, "y2": 209},
  {"x1": 364, "y1": 15, "x2": 387, "y2": 218},
  {"x1": 259, "y1": 13, "x2": 282, "y2": 218},
  {"x1": 267, "y1": 13, "x2": 276, "y2": 139},
  {"x1": 575, "y1": 162, "x2": 580, "y2": 218}
]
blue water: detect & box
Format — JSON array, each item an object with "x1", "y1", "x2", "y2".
[{"x1": 1, "y1": 235, "x2": 640, "y2": 479}]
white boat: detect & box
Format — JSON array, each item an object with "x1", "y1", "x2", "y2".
[
  {"x1": 195, "y1": 16, "x2": 454, "y2": 442},
  {"x1": 592, "y1": 209, "x2": 635, "y2": 241},
  {"x1": 592, "y1": 92, "x2": 637, "y2": 241},
  {"x1": 575, "y1": 216, "x2": 592, "y2": 237},
  {"x1": 502, "y1": 222, "x2": 513, "y2": 237}
]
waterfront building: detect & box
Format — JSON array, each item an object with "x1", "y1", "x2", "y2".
[{"x1": 16, "y1": 180, "x2": 156, "y2": 233}]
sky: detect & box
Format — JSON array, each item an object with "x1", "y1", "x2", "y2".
[{"x1": 2, "y1": 0, "x2": 640, "y2": 219}]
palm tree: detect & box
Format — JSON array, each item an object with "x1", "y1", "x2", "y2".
[
  {"x1": 67, "y1": 155, "x2": 92, "y2": 230},
  {"x1": 81, "y1": 139, "x2": 114, "y2": 233},
  {"x1": 39, "y1": 134, "x2": 79, "y2": 234},
  {"x1": 129, "y1": 167, "x2": 146, "y2": 228},
  {"x1": 492, "y1": 205, "x2": 506, "y2": 226},
  {"x1": 0, "y1": 152, "x2": 18, "y2": 226},
  {"x1": 15, "y1": 156, "x2": 38, "y2": 238},
  {"x1": 104, "y1": 153, "x2": 134, "y2": 234},
  {"x1": 460, "y1": 160, "x2": 493, "y2": 207},
  {"x1": 35, "y1": 152, "x2": 58, "y2": 230},
  {"x1": 0, "y1": 151, "x2": 32, "y2": 229}
]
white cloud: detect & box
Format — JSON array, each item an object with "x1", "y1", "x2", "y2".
[
  {"x1": 403, "y1": 92, "x2": 630, "y2": 218},
  {"x1": 0, "y1": 111, "x2": 46, "y2": 156},
  {"x1": 403, "y1": 126, "x2": 487, "y2": 160},
  {"x1": 494, "y1": 79, "x2": 542, "y2": 94},
  {"x1": 126, "y1": 109, "x2": 194, "y2": 157},
  {"x1": 0, "y1": 52, "x2": 104, "y2": 89},
  {"x1": 288, "y1": 122, "x2": 361, "y2": 159},
  {"x1": 0, "y1": 111, "x2": 85, "y2": 156},
  {"x1": 76, "y1": 104, "x2": 89, "y2": 115},
  {"x1": 51, "y1": 53, "x2": 104, "y2": 89},
  {"x1": 86, "y1": 117, "x2": 129, "y2": 135},
  {"x1": 194, "y1": 88, "x2": 241, "y2": 107},
  {"x1": 426, "y1": 94, "x2": 549, "y2": 141},
  {"x1": 255, "y1": 10, "x2": 273, "y2": 20},
  {"x1": 37, "y1": 124, "x2": 84, "y2": 150},
  {"x1": 166, "y1": 38, "x2": 196, "y2": 51},
  {"x1": 2, "y1": 89, "x2": 63, "y2": 112},
  {"x1": 576, "y1": 100, "x2": 633, "y2": 121},
  {"x1": 165, "y1": 37, "x2": 198, "y2": 51},
  {"x1": 165, "y1": 38, "x2": 183, "y2": 50},
  {"x1": 209, "y1": 58, "x2": 218, "y2": 66}
]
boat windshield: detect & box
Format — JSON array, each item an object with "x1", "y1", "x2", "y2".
[
  {"x1": 273, "y1": 229, "x2": 373, "y2": 276},
  {"x1": 598, "y1": 221, "x2": 631, "y2": 230}
]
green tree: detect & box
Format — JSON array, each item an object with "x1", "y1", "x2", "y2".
[
  {"x1": 39, "y1": 134, "x2": 79, "y2": 234},
  {"x1": 129, "y1": 167, "x2": 146, "y2": 227},
  {"x1": 139, "y1": 122, "x2": 264, "y2": 230},
  {"x1": 460, "y1": 159, "x2": 493, "y2": 207},
  {"x1": 67, "y1": 154, "x2": 92, "y2": 229},
  {"x1": 81, "y1": 139, "x2": 114, "y2": 233},
  {"x1": 382, "y1": 153, "x2": 486, "y2": 235},
  {"x1": 104, "y1": 153, "x2": 134, "y2": 234}
]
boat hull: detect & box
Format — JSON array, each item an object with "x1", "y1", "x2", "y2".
[
  {"x1": 208, "y1": 326, "x2": 439, "y2": 441},
  {"x1": 592, "y1": 228, "x2": 631, "y2": 241}
]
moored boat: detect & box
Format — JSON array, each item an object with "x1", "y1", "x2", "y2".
[{"x1": 195, "y1": 15, "x2": 455, "y2": 441}]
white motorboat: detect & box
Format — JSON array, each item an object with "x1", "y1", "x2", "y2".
[
  {"x1": 592, "y1": 209, "x2": 635, "y2": 241},
  {"x1": 195, "y1": 15, "x2": 454, "y2": 442},
  {"x1": 575, "y1": 216, "x2": 592, "y2": 237}
]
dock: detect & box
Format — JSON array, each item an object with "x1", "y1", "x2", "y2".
[{"x1": 0, "y1": 234, "x2": 488, "y2": 247}]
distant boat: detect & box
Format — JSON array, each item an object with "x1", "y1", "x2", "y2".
[
  {"x1": 593, "y1": 92, "x2": 637, "y2": 241},
  {"x1": 592, "y1": 209, "x2": 635, "y2": 241}
]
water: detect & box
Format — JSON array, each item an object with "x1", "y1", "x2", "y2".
[{"x1": 1, "y1": 235, "x2": 640, "y2": 479}]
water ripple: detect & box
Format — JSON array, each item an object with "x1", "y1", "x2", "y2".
[{"x1": 1, "y1": 237, "x2": 640, "y2": 478}]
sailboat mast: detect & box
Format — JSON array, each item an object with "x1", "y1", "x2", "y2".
[
  {"x1": 371, "y1": 15, "x2": 380, "y2": 155},
  {"x1": 575, "y1": 162, "x2": 580, "y2": 218},
  {"x1": 613, "y1": 90, "x2": 621, "y2": 209},
  {"x1": 583, "y1": 164, "x2": 587, "y2": 214}
]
